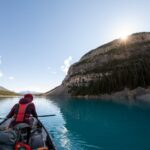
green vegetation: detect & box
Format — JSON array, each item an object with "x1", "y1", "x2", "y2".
[{"x1": 0, "y1": 90, "x2": 18, "y2": 96}]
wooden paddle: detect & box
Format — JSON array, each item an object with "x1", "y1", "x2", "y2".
[
  {"x1": 0, "y1": 114, "x2": 56, "y2": 120},
  {"x1": 38, "y1": 114, "x2": 56, "y2": 117}
]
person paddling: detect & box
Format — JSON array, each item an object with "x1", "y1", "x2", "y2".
[{"x1": 7, "y1": 94, "x2": 37, "y2": 127}]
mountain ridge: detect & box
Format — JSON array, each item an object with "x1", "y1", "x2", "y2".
[{"x1": 46, "y1": 32, "x2": 150, "y2": 101}]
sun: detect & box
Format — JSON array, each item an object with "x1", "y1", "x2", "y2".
[
  {"x1": 119, "y1": 30, "x2": 132, "y2": 41},
  {"x1": 116, "y1": 25, "x2": 134, "y2": 41},
  {"x1": 120, "y1": 32, "x2": 129, "y2": 41}
]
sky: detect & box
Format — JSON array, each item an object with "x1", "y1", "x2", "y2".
[{"x1": 0, "y1": 0, "x2": 150, "y2": 93}]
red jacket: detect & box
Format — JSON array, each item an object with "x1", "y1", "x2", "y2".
[{"x1": 7, "y1": 98, "x2": 37, "y2": 119}]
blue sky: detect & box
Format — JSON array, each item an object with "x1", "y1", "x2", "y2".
[{"x1": 0, "y1": 0, "x2": 150, "y2": 92}]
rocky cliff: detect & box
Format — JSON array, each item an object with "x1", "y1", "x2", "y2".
[{"x1": 46, "y1": 32, "x2": 150, "y2": 100}]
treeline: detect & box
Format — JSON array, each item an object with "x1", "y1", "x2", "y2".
[{"x1": 0, "y1": 90, "x2": 17, "y2": 96}]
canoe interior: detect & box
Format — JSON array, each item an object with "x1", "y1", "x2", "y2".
[{"x1": 0, "y1": 117, "x2": 56, "y2": 150}]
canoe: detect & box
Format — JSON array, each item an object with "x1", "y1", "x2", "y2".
[{"x1": 0, "y1": 117, "x2": 56, "y2": 150}]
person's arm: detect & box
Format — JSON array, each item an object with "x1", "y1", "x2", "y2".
[
  {"x1": 31, "y1": 103, "x2": 38, "y2": 118},
  {"x1": 6, "y1": 104, "x2": 17, "y2": 118}
]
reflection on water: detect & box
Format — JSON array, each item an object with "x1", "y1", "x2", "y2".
[
  {"x1": 0, "y1": 97, "x2": 150, "y2": 150},
  {"x1": 49, "y1": 98, "x2": 150, "y2": 150}
]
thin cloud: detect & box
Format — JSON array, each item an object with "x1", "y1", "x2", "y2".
[
  {"x1": 61, "y1": 56, "x2": 72, "y2": 75},
  {"x1": 8, "y1": 76, "x2": 14, "y2": 80}
]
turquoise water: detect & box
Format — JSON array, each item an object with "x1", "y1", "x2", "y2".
[{"x1": 0, "y1": 97, "x2": 150, "y2": 150}]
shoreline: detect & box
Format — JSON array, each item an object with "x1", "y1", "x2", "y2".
[
  {"x1": 47, "y1": 86, "x2": 150, "y2": 103},
  {"x1": 0, "y1": 95, "x2": 20, "y2": 98},
  {"x1": 73, "y1": 87, "x2": 150, "y2": 102}
]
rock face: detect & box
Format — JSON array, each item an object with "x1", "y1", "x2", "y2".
[
  {"x1": 47, "y1": 32, "x2": 150, "y2": 99},
  {"x1": 44, "y1": 85, "x2": 69, "y2": 97}
]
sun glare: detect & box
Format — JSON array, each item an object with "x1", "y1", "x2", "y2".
[
  {"x1": 116, "y1": 25, "x2": 135, "y2": 41},
  {"x1": 119, "y1": 30, "x2": 132, "y2": 41},
  {"x1": 120, "y1": 32, "x2": 129, "y2": 40}
]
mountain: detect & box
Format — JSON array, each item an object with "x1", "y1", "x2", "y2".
[
  {"x1": 46, "y1": 32, "x2": 150, "y2": 100},
  {"x1": 19, "y1": 91, "x2": 41, "y2": 95},
  {"x1": 0, "y1": 86, "x2": 18, "y2": 96},
  {"x1": 0, "y1": 86, "x2": 9, "y2": 91}
]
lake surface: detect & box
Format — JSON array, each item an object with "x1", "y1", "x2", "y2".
[{"x1": 0, "y1": 97, "x2": 150, "y2": 150}]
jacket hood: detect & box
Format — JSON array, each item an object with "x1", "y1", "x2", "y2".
[{"x1": 19, "y1": 98, "x2": 32, "y2": 104}]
